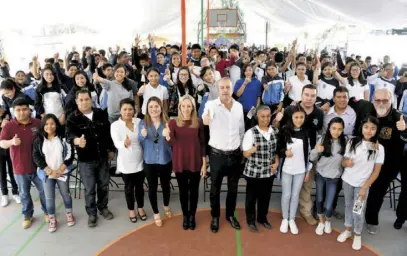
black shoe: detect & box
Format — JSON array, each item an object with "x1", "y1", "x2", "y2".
[
  {"x1": 129, "y1": 216, "x2": 138, "y2": 223},
  {"x1": 210, "y1": 217, "x2": 219, "y2": 233},
  {"x1": 183, "y1": 216, "x2": 189, "y2": 230},
  {"x1": 394, "y1": 219, "x2": 405, "y2": 230},
  {"x1": 258, "y1": 221, "x2": 272, "y2": 230},
  {"x1": 226, "y1": 216, "x2": 241, "y2": 230},
  {"x1": 248, "y1": 223, "x2": 259, "y2": 232},
  {"x1": 189, "y1": 215, "x2": 196, "y2": 230},
  {"x1": 99, "y1": 208, "x2": 114, "y2": 220},
  {"x1": 88, "y1": 215, "x2": 98, "y2": 228}
]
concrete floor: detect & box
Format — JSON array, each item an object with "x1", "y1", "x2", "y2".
[{"x1": 0, "y1": 176, "x2": 406, "y2": 256}]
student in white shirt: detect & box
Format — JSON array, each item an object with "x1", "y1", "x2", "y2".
[
  {"x1": 277, "y1": 106, "x2": 311, "y2": 235},
  {"x1": 312, "y1": 61, "x2": 340, "y2": 109},
  {"x1": 138, "y1": 68, "x2": 169, "y2": 116},
  {"x1": 369, "y1": 63, "x2": 398, "y2": 107},
  {"x1": 202, "y1": 77, "x2": 245, "y2": 234},
  {"x1": 336, "y1": 63, "x2": 369, "y2": 101},
  {"x1": 286, "y1": 63, "x2": 311, "y2": 106},
  {"x1": 337, "y1": 116, "x2": 384, "y2": 251},
  {"x1": 32, "y1": 114, "x2": 75, "y2": 233},
  {"x1": 110, "y1": 98, "x2": 146, "y2": 223}
]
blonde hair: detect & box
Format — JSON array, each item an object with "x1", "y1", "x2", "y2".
[
  {"x1": 176, "y1": 95, "x2": 199, "y2": 128},
  {"x1": 144, "y1": 96, "x2": 168, "y2": 127}
]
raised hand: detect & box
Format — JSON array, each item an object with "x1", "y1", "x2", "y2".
[
  {"x1": 141, "y1": 126, "x2": 148, "y2": 137},
  {"x1": 343, "y1": 158, "x2": 354, "y2": 168},
  {"x1": 162, "y1": 123, "x2": 170, "y2": 138},
  {"x1": 203, "y1": 109, "x2": 212, "y2": 125},
  {"x1": 275, "y1": 108, "x2": 284, "y2": 123},
  {"x1": 124, "y1": 135, "x2": 131, "y2": 148},
  {"x1": 79, "y1": 134, "x2": 86, "y2": 148},
  {"x1": 285, "y1": 148, "x2": 293, "y2": 158},
  {"x1": 396, "y1": 115, "x2": 406, "y2": 131},
  {"x1": 12, "y1": 134, "x2": 21, "y2": 146},
  {"x1": 316, "y1": 144, "x2": 324, "y2": 153},
  {"x1": 134, "y1": 34, "x2": 141, "y2": 46}
]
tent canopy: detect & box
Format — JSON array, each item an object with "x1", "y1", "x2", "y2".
[{"x1": 1, "y1": 0, "x2": 407, "y2": 44}]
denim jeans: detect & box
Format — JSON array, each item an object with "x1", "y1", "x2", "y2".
[
  {"x1": 43, "y1": 176, "x2": 72, "y2": 216},
  {"x1": 14, "y1": 173, "x2": 47, "y2": 218},
  {"x1": 79, "y1": 159, "x2": 110, "y2": 216},
  {"x1": 343, "y1": 181, "x2": 369, "y2": 234},
  {"x1": 315, "y1": 172, "x2": 339, "y2": 219},
  {"x1": 281, "y1": 171, "x2": 305, "y2": 220}
]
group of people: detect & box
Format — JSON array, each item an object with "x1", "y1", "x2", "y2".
[{"x1": 0, "y1": 35, "x2": 406, "y2": 252}]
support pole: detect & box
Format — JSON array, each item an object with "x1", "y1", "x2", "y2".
[
  {"x1": 207, "y1": 0, "x2": 210, "y2": 48},
  {"x1": 181, "y1": 0, "x2": 187, "y2": 65},
  {"x1": 201, "y1": 0, "x2": 204, "y2": 47}
]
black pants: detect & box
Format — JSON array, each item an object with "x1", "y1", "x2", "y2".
[
  {"x1": 396, "y1": 158, "x2": 407, "y2": 222},
  {"x1": 245, "y1": 176, "x2": 275, "y2": 224},
  {"x1": 209, "y1": 150, "x2": 242, "y2": 218},
  {"x1": 79, "y1": 159, "x2": 110, "y2": 216},
  {"x1": 145, "y1": 163, "x2": 172, "y2": 214},
  {"x1": 365, "y1": 164, "x2": 399, "y2": 225},
  {"x1": 122, "y1": 171, "x2": 145, "y2": 211},
  {"x1": 176, "y1": 170, "x2": 201, "y2": 216},
  {"x1": 0, "y1": 148, "x2": 18, "y2": 195}
]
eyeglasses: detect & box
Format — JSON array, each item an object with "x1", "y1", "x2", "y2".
[{"x1": 374, "y1": 99, "x2": 389, "y2": 105}]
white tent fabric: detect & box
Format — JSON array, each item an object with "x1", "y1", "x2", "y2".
[
  {"x1": 1, "y1": 0, "x2": 407, "y2": 72},
  {"x1": 1, "y1": 0, "x2": 407, "y2": 43}
]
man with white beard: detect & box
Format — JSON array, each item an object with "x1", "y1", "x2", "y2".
[{"x1": 364, "y1": 89, "x2": 407, "y2": 234}]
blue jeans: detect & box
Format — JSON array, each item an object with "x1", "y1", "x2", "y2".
[
  {"x1": 14, "y1": 173, "x2": 47, "y2": 218},
  {"x1": 343, "y1": 181, "x2": 369, "y2": 234},
  {"x1": 43, "y1": 176, "x2": 72, "y2": 216},
  {"x1": 281, "y1": 171, "x2": 305, "y2": 220},
  {"x1": 315, "y1": 172, "x2": 339, "y2": 219},
  {"x1": 78, "y1": 159, "x2": 110, "y2": 216}
]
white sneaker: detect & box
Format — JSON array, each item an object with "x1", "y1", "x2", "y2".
[
  {"x1": 324, "y1": 220, "x2": 332, "y2": 234},
  {"x1": 352, "y1": 235, "x2": 362, "y2": 250},
  {"x1": 315, "y1": 222, "x2": 325, "y2": 235},
  {"x1": 280, "y1": 219, "x2": 289, "y2": 233},
  {"x1": 337, "y1": 230, "x2": 352, "y2": 243},
  {"x1": 289, "y1": 220, "x2": 299, "y2": 234},
  {"x1": 13, "y1": 195, "x2": 21, "y2": 204},
  {"x1": 1, "y1": 195, "x2": 8, "y2": 207}
]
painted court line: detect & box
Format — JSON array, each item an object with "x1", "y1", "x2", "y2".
[
  {"x1": 234, "y1": 211, "x2": 243, "y2": 256},
  {"x1": 0, "y1": 196, "x2": 40, "y2": 236},
  {"x1": 14, "y1": 202, "x2": 64, "y2": 256}
]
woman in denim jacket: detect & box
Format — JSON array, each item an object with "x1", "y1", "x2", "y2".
[{"x1": 33, "y1": 114, "x2": 75, "y2": 233}]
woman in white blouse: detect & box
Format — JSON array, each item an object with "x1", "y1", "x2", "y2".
[
  {"x1": 336, "y1": 63, "x2": 369, "y2": 101},
  {"x1": 110, "y1": 98, "x2": 146, "y2": 223}
]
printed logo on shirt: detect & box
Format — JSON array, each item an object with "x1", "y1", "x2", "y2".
[
  {"x1": 379, "y1": 127, "x2": 392, "y2": 140},
  {"x1": 31, "y1": 127, "x2": 38, "y2": 136},
  {"x1": 313, "y1": 118, "x2": 319, "y2": 126}
]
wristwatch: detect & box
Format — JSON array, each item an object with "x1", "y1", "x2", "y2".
[{"x1": 45, "y1": 168, "x2": 52, "y2": 175}]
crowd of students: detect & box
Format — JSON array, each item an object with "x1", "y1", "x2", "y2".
[{"x1": 0, "y1": 36, "x2": 406, "y2": 251}]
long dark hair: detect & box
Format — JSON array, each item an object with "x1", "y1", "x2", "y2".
[
  {"x1": 38, "y1": 66, "x2": 62, "y2": 93},
  {"x1": 321, "y1": 117, "x2": 346, "y2": 157},
  {"x1": 349, "y1": 116, "x2": 379, "y2": 160},
  {"x1": 176, "y1": 67, "x2": 194, "y2": 96},
  {"x1": 37, "y1": 114, "x2": 64, "y2": 142},
  {"x1": 347, "y1": 63, "x2": 366, "y2": 86},
  {"x1": 73, "y1": 70, "x2": 95, "y2": 92},
  {"x1": 282, "y1": 106, "x2": 305, "y2": 143},
  {"x1": 113, "y1": 64, "x2": 132, "y2": 91}
]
